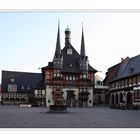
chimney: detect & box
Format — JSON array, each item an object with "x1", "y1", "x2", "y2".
[{"x1": 121, "y1": 58, "x2": 124, "y2": 62}]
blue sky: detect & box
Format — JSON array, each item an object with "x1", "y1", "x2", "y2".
[{"x1": 1, "y1": 12, "x2": 140, "y2": 81}]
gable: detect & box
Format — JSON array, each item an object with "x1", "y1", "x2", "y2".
[{"x1": 62, "y1": 44, "x2": 80, "y2": 73}]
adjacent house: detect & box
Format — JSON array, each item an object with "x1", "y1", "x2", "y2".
[
  {"x1": 1, "y1": 70, "x2": 45, "y2": 106},
  {"x1": 105, "y1": 55, "x2": 140, "y2": 109}
]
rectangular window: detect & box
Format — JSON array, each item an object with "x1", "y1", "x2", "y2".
[
  {"x1": 128, "y1": 78, "x2": 131, "y2": 85},
  {"x1": 83, "y1": 74, "x2": 86, "y2": 78},
  {"x1": 67, "y1": 48, "x2": 72, "y2": 54},
  {"x1": 124, "y1": 79, "x2": 127, "y2": 85},
  {"x1": 8, "y1": 84, "x2": 17, "y2": 92},
  {"x1": 138, "y1": 75, "x2": 140, "y2": 83},
  {"x1": 118, "y1": 81, "x2": 120, "y2": 87},
  {"x1": 69, "y1": 76, "x2": 72, "y2": 80},
  {"x1": 83, "y1": 88, "x2": 86, "y2": 92},
  {"x1": 126, "y1": 78, "x2": 129, "y2": 85},
  {"x1": 116, "y1": 82, "x2": 118, "y2": 87},
  {"x1": 39, "y1": 90, "x2": 41, "y2": 94},
  {"x1": 45, "y1": 70, "x2": 52, "y2": 80},
  {"x1": 123, "y1": 80, "x2": 125, "y2": 86},
  {"x1": 42, "y1": 90, "x2": 45, "y2": 96},
  {"x1": 133, "y1": 76, "x2": 136, "y2": 84},
  {"x1": 45, "y1": 75, "x2": 50, "y2": 80},
  {"x1": 53, "y1": 70, "x2": 61, "y2": 77},
  {"x1": 80, "y1": 88, "x2": 83, "y2": 92},
  {"x1": 76, "y1": 76, "x2": 79, "y2": 81},
  {"x1": 34, "y1": 90, "x2": 38, "y2": 96},
  {"x1": 66, "y1": 76, "x2": 68, "y2": 80},
  {"x1": 134, "y1": 91, "x2": 140, "y2": 100}
]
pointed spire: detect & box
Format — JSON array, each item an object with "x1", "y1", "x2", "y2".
[
  {"x1": 80, "y1": 23, "x2": 86, "y2": 57},
  {"x1": 54, "y1": 20, "x2": 61, "y2": 58}
]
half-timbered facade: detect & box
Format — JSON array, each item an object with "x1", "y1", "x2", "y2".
[
  {"x1": 42, "y1": 24, "x2": 97, "y2": 107},
  {"x1": 105, "y1": 55, "x2": 140, "y2": 109},
  {"x1": 1, "y1": 70, "x2": 45, "y2": 106}
]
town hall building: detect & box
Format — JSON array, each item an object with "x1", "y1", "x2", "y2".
[
  {"x1": 41, "y1": 23, "x2": 97, "y2": 107},
  {"x1": 1, "y1": 23, "x2": 97, "y2": 107}
]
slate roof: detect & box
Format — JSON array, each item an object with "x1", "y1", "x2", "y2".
[
  {"x1": 62, "y1": 44, "x2": 97, "y2": 73},
  {"x1": 42, "y1": 44, "x2": 97, "y2": 73},
  {"x1": 1, "y1": 70, "x2": 43, "y2": 93},
  {"x1": 117, "y1": 55, "x2": 140, "y2": 78},
  {"x1": 108, "y1": 54, "x2": 140, "y2": 82},
  {"x1": 42, "y1": 26, "x2": 97, "y2": 73},
  {"x1": 88, "y1": 64, "x2": 97, "y2": 72},
  {"x1": 62, "y1": 44, "x2": 81, "y2": 73}
]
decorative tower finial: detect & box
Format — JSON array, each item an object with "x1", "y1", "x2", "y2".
[{"x1": 65, "y1": 25, "x2": 71, "y2": 45}]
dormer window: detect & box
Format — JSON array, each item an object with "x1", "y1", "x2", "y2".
[
  {"x1": 69, "y1": 64, "x2": 72, "y2": 67},
  {"x1": 27, "y1": 86, "x2": 30, "y2": 90},
  {"x1": 11, "y1": 78, "x2": 14, "y2": 83},
  {"x1": 8, "y1": 84, "x2": 17, "y2": 92},
  {"x1": 67, "y1": 48, "x2": 72, "y2": 55},
  {"x1": 130, "y1": 68, "x2": 134, "y2": 73},
  {"x1": 21, "y1": 85, "x2": 24, "y2": 90}
]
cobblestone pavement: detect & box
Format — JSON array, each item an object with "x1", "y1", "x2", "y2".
[{"x1": 0, "y1": 105, "x2": 140, "y2": 128}]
